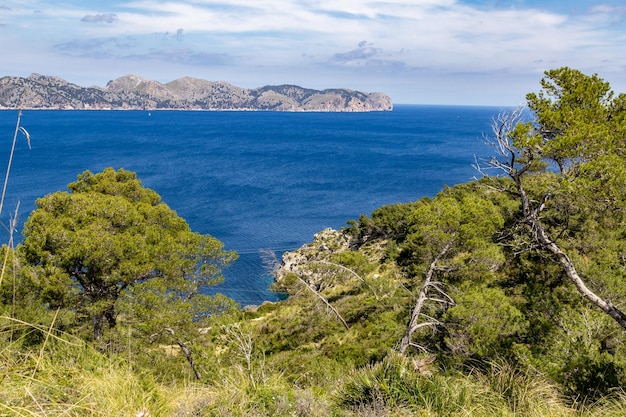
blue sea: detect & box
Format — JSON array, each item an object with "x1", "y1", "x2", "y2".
[{"x1": 0, "y1": 105, "x2": 503, "y2": 305}]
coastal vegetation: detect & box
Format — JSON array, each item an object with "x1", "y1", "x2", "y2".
[{"x1": 2, "y1": 67, "x2": 626, "y2": 415}]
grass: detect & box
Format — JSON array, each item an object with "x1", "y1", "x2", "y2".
[
  {"x1": 334, "y1": 352, "x2": 594, "y2": 417},
  {"x1": 1, "y1": 334, "x2": 171, "y2": 416},
  {"x1": 2, "y1": 262, "x2": 626, "y2": 417}
]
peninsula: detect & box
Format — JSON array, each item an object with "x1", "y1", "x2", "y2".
[{"x1": 0, "y1": 73, "x2": 393, "y2": 112}]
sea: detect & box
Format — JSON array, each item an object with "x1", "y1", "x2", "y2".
[{"x1": 0, "y1": 105, "x2": 505, "y2": 306}]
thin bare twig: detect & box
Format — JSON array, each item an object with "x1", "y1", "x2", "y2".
[{"x1": 1, "y1": 110, "x2": 31, "y2": 216}]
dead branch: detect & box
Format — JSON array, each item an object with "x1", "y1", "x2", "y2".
[
  {"x1": 297, "y1": 273, "x2": 349, "y2": 330},
  {"x1": 483, "y1": 108, "x2": 626, "y2": 332},
  {"x1": 310, "y1": 260, "x2": 380, "y2": 300},
  {"x1": 151, "y1": 327, "x2": 201, "y2": 380},
  {"x1": 398, "y1": 241, "x2": 454, "y2": 354}
]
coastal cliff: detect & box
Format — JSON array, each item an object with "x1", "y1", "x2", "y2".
[{"x1": 0, "y1": 74, "x2": 393, "y2": 112}]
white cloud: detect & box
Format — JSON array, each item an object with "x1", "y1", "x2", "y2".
[{"x1": 1, "y1": 0, "x2": 625, "y2": 104}]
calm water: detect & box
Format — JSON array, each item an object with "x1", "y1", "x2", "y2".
[{"x1": 0, "y1": 105, "x2": 502, "y2": 305}]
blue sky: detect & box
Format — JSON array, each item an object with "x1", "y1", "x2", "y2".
[{"x1": 1, "y1": 0, "x2": 625, "y2": 105}]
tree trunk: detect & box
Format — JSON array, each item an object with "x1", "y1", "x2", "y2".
[
  {"x1": 528, "y1": 211, "x2": 626, "y2": 331},
  {"x1": 177, "y1": 340, "x2": 202, "y2": 380},
  {"x1": 155, "y1": 328, "x2": 202, "y2": 380},
  {"x1": 93, "y1": 314, "x2": 104, "y2": 341},
  {"x1": 93, "y1": 304, "x2": 117, "y2": 341},
  {"x1": 484, "y1": 107, "x2": 626, "y2": 332},
  {"x1": 516, "y1": 174, "x2": 626, "y2": 331}
]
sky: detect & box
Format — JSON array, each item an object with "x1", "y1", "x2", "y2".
[{"x1": 1, "y1": 0, "x2": 625, "y2": 105}]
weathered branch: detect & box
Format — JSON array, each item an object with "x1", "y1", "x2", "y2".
[
  {"x1": 223, "y1": 324, "x2": 254, "y2": 373},
  {"x1": 425, "y1": 297, "x2": 453, "y2": 305},
  {"x1": 487, "y1": 108, "x2": 626, "y2": 332},
  {"x1": 151, "y1": 327, "x2": 201, "y2": 380},
  {"x1": 176, "y1": 339, "x2": 201, "y2": 380},
  {"x1": 407, "y1": 342, "x2": 430, "y2": 353},
  {"x1": 398, "y1": 241, "x2": 454, "y2": 354},
  {"x1": 410, "y1": 321, "x2": 440, "y2": 331},
  {"x1": 310, "y1": 260, "x2": 380, "y2": 300},
  {"x1": 425, "y1": 281, "x2": 455, "y2": 304},
  {"x1": 475, "y1": 106, "x2": 526, "y2": 178},
  {"x1": 297, "y1": 273, "x2": 350, "y2": 330},
  {"x1": 527, "y1": 209, "x2": 626, "y2": 331}
]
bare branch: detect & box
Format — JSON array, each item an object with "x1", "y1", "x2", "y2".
[
  {"x1": 398, "y1": 241, "x2": 454, "y2": 354},
  {"x1": 425, "y1": 297, "x2": 454, "y2": 305},
  {"x1": 483, "y1": 107, "x2": 626, "y2": 332},
  {"x1": 407, "y1": 342, "x2": 430, "y2": 353},
  {"x1": 149, "y1": 327, "x2": 201, "y2": 380},
  {"x1": 309, "y1": 260, "x2": 380, "y2": 300},
  {"x1": 425, "y1": 282, "x2": 455, "y2": 304},
  {"x1": 223, "y1": 323, "x2": 255, "y2": 385},
  {"x1": 475, "y1": 106, "x2": 526, "y2": 179},
  {"x1": 297, "y1": 273, "x2": 349, "y2": 330}
]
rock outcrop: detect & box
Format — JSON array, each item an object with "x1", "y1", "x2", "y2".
[
  {"x1": 0, "y1": 73, "x2": 393, "y2": 112},
  {"x1": 275, "y1": 228, "x2": 353, "y2": 288}
]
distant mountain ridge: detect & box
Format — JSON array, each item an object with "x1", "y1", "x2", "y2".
[{"x1": 0, "y1": 74, "x2": 393, "y2": 112}]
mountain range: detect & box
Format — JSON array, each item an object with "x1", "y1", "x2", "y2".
[{"x1": 0, "y1": 74, "x2": 393, "y2": 112}]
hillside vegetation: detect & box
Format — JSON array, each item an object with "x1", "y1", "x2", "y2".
[{"x1": 2, "y1": 67, "x2": 626, "y2": 416}]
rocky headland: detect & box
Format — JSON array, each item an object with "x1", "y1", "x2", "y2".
[{"x1": 0, "y1": 74, "x2": 393, "y2": 112}]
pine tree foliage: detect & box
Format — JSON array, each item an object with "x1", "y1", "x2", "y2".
[{"x1": 19, "y1": 167, "x2": 237, "y2": 341}]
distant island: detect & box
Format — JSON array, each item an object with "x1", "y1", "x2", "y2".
[{"x1": 0, "y1": 73, "x2": 393, "y2": 112}]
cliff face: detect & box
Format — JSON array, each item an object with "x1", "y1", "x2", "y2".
[{"x1": 0, "y1": 74, "x2": 393, "y2": 112}]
